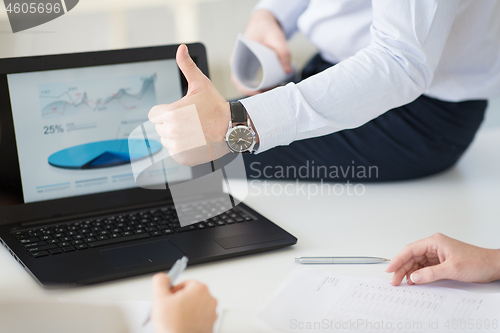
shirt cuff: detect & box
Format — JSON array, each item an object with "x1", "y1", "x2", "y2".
[
  {"x1": 253, "y1": 0, "x2": 309, "y2": 39},
  {"x1": 239, "y1": 83, "x2": 298, "y2": 153}
]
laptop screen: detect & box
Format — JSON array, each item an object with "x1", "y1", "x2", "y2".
[{"x1": 6, "y1": 59, "x2": 193, "y2": 204}]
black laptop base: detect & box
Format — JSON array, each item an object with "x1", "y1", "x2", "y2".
[{"x1": 0, "y1": 199, "x2": 297, "y2": 288}]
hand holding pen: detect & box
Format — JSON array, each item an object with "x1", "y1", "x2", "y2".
[
  {"x1": 144, "y1": 256, "x2": 189, "y2": 326},
  {"x1": 146, "y1": 256, "x2": 218, "y2": 333}
]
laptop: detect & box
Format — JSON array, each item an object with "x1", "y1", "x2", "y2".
[{"x1": 0, "y1": 43, "x2": 297, "y2": 288}]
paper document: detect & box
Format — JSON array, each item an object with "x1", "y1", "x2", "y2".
[
  {"x1": 256, "y1": 269, "x2": 500, "y2": 332},
  {"x1": 231, "y1": 34, "x2": 295, "y2": 91}
]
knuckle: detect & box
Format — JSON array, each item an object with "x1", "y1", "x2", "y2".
[
  {"x1": 155, "y1": 124, "x2": 167, "y2": 138},
  {"x1": 432, "y1": 233, "x2": 445, "y2": 240},
  {"x1": 161, "y1": 110, "x2": 176, "y2": 123},
  {"x1": 165, "y1": 125, "x2": 179, "y2": 139},
  {"x1": 191, "y1": 281, "x2": 205, "y2": 292},
  {"x1": 196, "y1": 281, "x2": 207, "y2": 289},
  {"x1": 149, "y1": 105, "x2": 160, "y2": 115},
  {"x1": 149, "y1": 105, "x2": 167, "y2": 120}
]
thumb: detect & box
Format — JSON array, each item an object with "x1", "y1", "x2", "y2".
[
  {"x1": 176, "y1": 44, "x2": 206, "y2": 89},
  {"x1": 410, "y1": 263, "x2": 451, "y2": 284},
  {"x1": 152, "y1": 273, "x2": 173, "y2": 298}
]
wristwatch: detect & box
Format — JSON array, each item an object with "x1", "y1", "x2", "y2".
[{"x1": 225, "y1": 101, "x2": 257, "y2": 154}]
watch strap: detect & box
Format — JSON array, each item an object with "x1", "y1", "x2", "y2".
[{"x1": 230, "y1": 101, "x2": 247, "y2": 123}]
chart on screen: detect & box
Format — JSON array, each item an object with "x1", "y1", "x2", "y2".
[
  {"x1": 39, "y1": 74, "x2": 157, "y2": 119},
  {"x1": 48, "y1": 139, "x2": 162, "y2": 169}
]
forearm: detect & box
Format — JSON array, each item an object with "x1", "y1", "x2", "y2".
[{"x1": 241, "y1": 45, "x2": 435, "y2": 153}]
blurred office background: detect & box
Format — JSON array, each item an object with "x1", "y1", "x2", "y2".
[{"x1": 0, "y1": 0, "x2": 498, "y2": 127}]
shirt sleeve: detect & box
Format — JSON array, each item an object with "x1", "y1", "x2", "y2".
[
  {"x1": 253, "y1": 0, "x2": 310, "y2": 38},
  {"x1": 241, "y1": 0, "x2": 460, "y2": 153}
]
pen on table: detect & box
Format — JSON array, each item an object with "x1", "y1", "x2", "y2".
[
  {"x1": 143, "y1": 256, "x2": 189, "y2": 327},
  {"x1": 295, "y1": 257, "x2": 390, "y2": 264}
]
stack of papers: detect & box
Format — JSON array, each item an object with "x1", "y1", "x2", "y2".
[
  {"x1": 231, "y1": 34, "x2": 295, "y2": 92},
  {"x1": 256, "y1": 269, "x2": 500, "y2": 332}
]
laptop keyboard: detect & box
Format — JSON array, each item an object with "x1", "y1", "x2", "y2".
[{"x1": 12, "y1": 200, "x2": 255, "y2": 259}]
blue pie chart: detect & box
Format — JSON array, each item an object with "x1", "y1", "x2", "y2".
[{"x1": 48, "y1": 139, "x2": 162, "y2": 169}]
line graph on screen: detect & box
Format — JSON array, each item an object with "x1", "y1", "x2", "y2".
[{"x1": 39, "y1": 73, "x2": 157, "y2": 119}]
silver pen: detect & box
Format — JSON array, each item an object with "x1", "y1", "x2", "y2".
[
  {"x1": 143, "y1": 256, "x2": 189, "y2": 326},
  {"x1": 295, "y1": 256, "x2": 390, "y2": 264}
]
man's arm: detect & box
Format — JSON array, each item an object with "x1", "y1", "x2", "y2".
[
  {"x1": 241, "y1": 0, "x2": 460, "y2": 153},
  {"x1": 148, "y1": 1, "x2": 459, "y2": 167}
]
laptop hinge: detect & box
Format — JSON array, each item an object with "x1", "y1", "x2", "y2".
[{"x1": 19, "y1": 199, "x2": 174, "y2": 228}]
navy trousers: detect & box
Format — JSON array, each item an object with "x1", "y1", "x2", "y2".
[{"x1": 243, "y1": 54, "x2": 487, "y2": 182}]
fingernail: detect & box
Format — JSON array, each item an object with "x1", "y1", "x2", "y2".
[
  {"x1": 184, "y1": 45, "x2": 189, "y2": 56},
  {"x1": 410, "y1": 273, "x2": 421, "y2": 283}
]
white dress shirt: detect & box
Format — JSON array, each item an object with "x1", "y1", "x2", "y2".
[{"x1": 239, "y1": 0, "x2": 500, "y2": 153}]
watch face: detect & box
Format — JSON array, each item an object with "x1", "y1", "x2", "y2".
[{"x1": 227, "y1": 126, "x2": 254, "y2": 153}]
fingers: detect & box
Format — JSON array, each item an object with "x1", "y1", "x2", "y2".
[
  {"x1": 149, "y1": 104, "x2": 171, "y2": 123},
  {"x1": 153, "y1": 273, "x2": 173, "y2": 297},
  {"x1": 153, "y1": 277, "x2": 209, "y2": 296},
  {"x1": 390, "y1": 258, "x2": 420, "y2": 286},
  {"x1": 387, "y1": 234, "x2": 452, "y2": 286},
  {"x1": 170, "y1": 280, "x2": 205, "y2": 294},
  {"x1": 149, "y1": 102, "x2": 184, "y2": 124},
  {"x1": 386, "y1": 238, "x2": 434, "y2": 273},
  {"x1": 176, "y1": 44, "x2": 206, "y2": 88},
  {"x1": 230, "y1": 75, "x2": 261, "y2": 96},
  {"x1": 170, "y1": 281, "x2": 188, "y2": 293},
  {"x1": 243, "y1": 8, "x2": 293, "y2": 75},
  {"x1": 390, "y1": 255, "x2": 437, "y2": 286},
  {"x1": 180, "y1": 280, "x2": 208, "y2": 292},
  {"x1": 272, "y1": 37, "x2": 293, "y2": 74},
  {"x1": 410, "y1": 262, "x2": 451, "y2": 284}
]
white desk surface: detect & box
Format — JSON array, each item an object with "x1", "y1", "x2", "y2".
[{"x1": 2, "y1": 128, "x2": 500, "y2": 332}]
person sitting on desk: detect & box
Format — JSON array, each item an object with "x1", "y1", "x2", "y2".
[
  {"x1": 151, "y1": 234, "x2": 500, "y2": 333},
  {"x1": 149, "y1": 0, "x2": 500, "y2": 182}
]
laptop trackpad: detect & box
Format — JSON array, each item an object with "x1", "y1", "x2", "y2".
[
  {"x1": 214, "y1": 231, "x2": 287, "y2": 249},
  {"x1": 100, "y1": 239, "x2": 185, "y2": 269}
]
